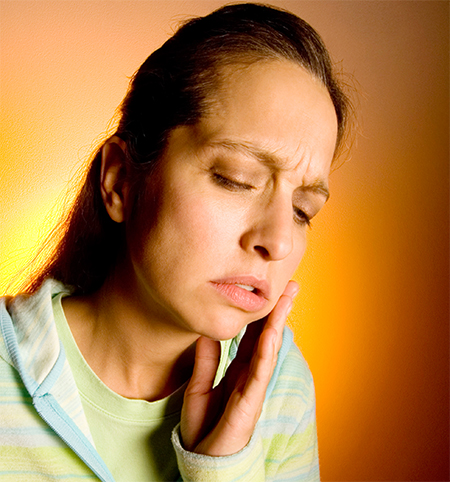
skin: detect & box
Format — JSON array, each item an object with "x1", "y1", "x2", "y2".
[{"x1": 62, "y1": 59, "x2": 338, "y2": 456}]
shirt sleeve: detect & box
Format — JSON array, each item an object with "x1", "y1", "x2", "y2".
[
  {"x1": 273, "y1": 384, "x2": 320, "y2": 481},
  {"x1": 171, "y1": 423, "x2": 265, "y2": 482},
  {"x1": 263, "y1": 337, "x2": 320, "y2": 481}
]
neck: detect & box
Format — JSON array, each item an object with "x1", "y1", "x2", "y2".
[{"x1": 61, "y1": 272, "x2": 199, "y2": 402}]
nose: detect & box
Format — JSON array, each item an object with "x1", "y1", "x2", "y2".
[{"x1": 240, "y1": 194, "x2": 295, "y2": 261}]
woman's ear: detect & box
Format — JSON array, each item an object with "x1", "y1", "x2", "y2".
[{"x1": 100, "y1": 136, "x2": 129, "y2": 223}]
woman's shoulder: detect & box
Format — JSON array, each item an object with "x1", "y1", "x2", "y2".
[{"x1": 0, "y1": 279, "x2": 71, "y2": 379}]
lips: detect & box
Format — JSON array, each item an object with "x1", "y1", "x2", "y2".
[{"x1": 210, "y1": 276, "x2": 270, "y2": 312}]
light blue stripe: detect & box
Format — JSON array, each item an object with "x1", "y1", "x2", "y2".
[
  {"x1": 266, "y1": 446, "x2": 314, "y2": 465},
  {"x1": 261, "y1": 414, "x2": 310, "y2": 424},
  {"x1": 273, "y1": 465, "x2": 319, "y2": 482},
  {"x1": 268, "y1": 391, "x2": 309, "y2": 405},
  {"x1": 0, "y1": 299, "x2": 39, "y2": 395},
  {"x1": 220, "y1": 449, "x2": 264, "y2": 482}
]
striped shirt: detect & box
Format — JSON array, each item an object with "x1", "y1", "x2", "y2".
[{"x1": 0, "y1": 279, "x2": 319, "y2": 481}]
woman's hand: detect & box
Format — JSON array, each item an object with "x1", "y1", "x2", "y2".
[{"x1": 180, "y1": 280, "x2": 299, "y2": 456}]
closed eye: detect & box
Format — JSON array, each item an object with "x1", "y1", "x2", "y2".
[
  {"x1": 213, "y1": 171, "x2": 312, "y2": 227},
  {"x1": 294, "y1": 207, "x2": 312, "y2": 228},
  {"x1": 212, "y1": 173, "x2": 253, "y2": 191}
]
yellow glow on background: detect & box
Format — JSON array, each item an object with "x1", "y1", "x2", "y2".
[{"x1": 1, "y1": 1, "x2": 448, "y2": 480}]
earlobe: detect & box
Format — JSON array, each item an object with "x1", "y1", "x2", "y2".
[{"x1": 100, "y1": 136, "x2": 129, "y2": 223}]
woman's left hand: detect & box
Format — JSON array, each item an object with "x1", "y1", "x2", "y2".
[{"x1": 180, "y1": 280, "x2": 299, "y2": 456}]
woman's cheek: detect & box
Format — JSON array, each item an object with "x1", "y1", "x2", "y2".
[{"x1": 170, "y1": 186, "x2": 248, "y2": 250}]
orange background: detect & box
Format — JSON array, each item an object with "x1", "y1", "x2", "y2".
[{"x1": 1, "y1": 1, "x2": 448, "y2": 480}]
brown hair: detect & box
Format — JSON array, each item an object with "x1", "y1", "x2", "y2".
[{"x1": 25, "y1": 3, "x2": 352, "y2": 295}]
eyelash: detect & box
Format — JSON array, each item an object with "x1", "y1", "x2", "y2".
[
  {"x1": 213, "y1": 173, "x2": 312, "y2": 228},
  {"x1": 212, "y1": 173, "x2": 253, "y2": 191},
  {"x1": 294, "y1": 207, "x2": 312, "y2": 228}
]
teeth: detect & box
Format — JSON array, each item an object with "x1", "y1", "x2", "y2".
[{"x1": 235, "y1": 283, "x2": 256, "y2": 292}]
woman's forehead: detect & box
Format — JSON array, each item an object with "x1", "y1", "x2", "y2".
[{"x1": 190, "y1": 60, "x2": 337, "y2": 174}]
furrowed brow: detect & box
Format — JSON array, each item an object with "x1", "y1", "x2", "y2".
[{"x1": 208, "y1": 140, "x2": 330, "y2": 201}]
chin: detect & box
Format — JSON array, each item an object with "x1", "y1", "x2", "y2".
[
  {"x1": 194, "y1": 308, "x2": 264, "y2": 342},
  {"x1": 198, "y1": 321, "x2": 246, "y2": 342}
]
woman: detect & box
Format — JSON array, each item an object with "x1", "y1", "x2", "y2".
[{"x1": 0, "y1": 3, "x2": 350, "y2": 481}]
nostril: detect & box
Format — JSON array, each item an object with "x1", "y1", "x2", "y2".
[{"x1": 254, "y1": 245, "x2": 270, "y2": 259}]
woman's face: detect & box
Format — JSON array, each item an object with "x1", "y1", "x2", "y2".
[{"x1": 123, "y1": 60, "x2": 338, "y2": 341}]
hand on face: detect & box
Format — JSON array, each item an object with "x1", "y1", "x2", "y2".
[{"x1": 180, "y1": 279, "x2": 299, "y2": 456}]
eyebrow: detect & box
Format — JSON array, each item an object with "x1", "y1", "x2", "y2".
[{"x1": 208, "y1": 139, "x2": 330, "y2": 201}]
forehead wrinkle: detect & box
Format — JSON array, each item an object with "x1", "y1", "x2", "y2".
[
  {"x1": 292, "y1": 143, "x2": 331, "y2": 202},
  {"x1": 207, "y1": 139, "x2": 330, "y2": 201}
]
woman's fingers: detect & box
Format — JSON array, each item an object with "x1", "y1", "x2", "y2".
[
  {"x1": 195, "y1": 330, "x2": 275, "y2": 455},
  {"x1": 224, "y1": 285, "x2": 297, "y2": 431},
  {"x1": 234, "y1": 280, "x2": 299, "y2": 365},
  {"x1": 235, "y1": 321, "x2": 277, "y2": 415},
  {"x1": 265, "y1": 280, "x2": 298, "y2": 354},
  {"x1": 267, "y1": 294, "x2": 292, "y2": 355},
  {"x1": 183, "y1": 280, "x2": 300, "y2": 456},
  {"x1": 283, "y1": 279, "x2": 300, "y2": 299},
  {"x1": 243, "y1": 292, "x2": 293, "y2": 402},
  {"x1": 195, "y1": 291, "x2": 295, "y2": 455},
  {"x1": 188, "y1": 337, "x2": 221, "y2": 395},
  {"x1": 181, "y1": 337, "x2": 221, "y2": 451},
  {"x1": 233, "y1": 281, "x2": 298, "y2": 410}
]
